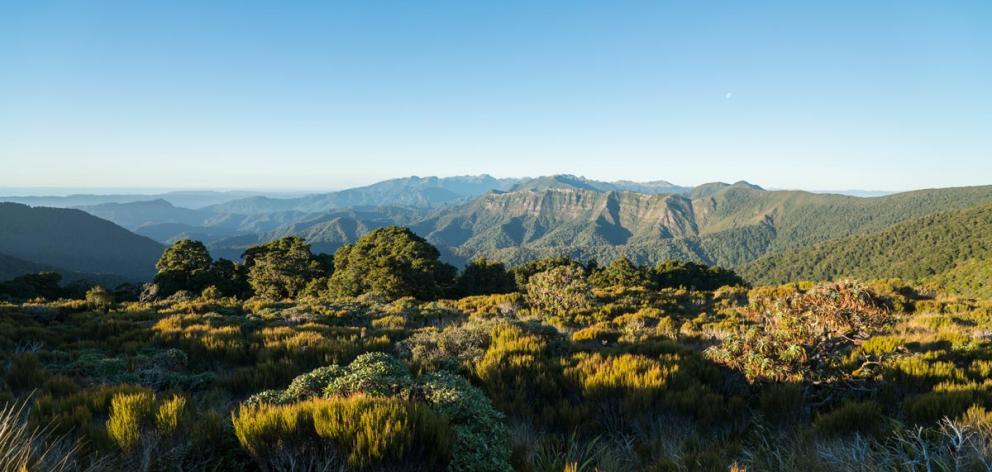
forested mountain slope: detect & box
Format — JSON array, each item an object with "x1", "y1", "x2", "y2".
[
  {"x1": 742, "y1": 203, "x2": 992, "y2": 284},
  {"x1": 406, "y1": 183, "x2": 992, "y2": 267},
  {"x1": 0, "y1": 203, "x2": 164, "y2": 279}
]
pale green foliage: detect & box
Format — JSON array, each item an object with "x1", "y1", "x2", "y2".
[
  {"x1": 420, "y1": 371, "x2": 512, "y2": 472},
  {"x1": 154, "y1": 395, "x2": 187, "y2": 436},
  {"x1": 526, "y1": 264, "x2": 594, "y2": 319},
  {"x1": 106, "y1": 391, "x2": 154, "y2": 452},
  {"x1": 240, "y1": 352, "x2": 511, "y2": 471},
  {"x1": 232, "y1": 396, "x2": 453, "y2": 470},
  {"x1": 84, "y1": 286, "x2": 113, "y2": 311}
]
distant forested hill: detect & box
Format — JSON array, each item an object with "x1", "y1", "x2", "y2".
[
  {"x1": 0, "y1": 203, "x2": 164, "y2": 280},
  {"x1": 407, "y1": 183, "x2": 992, "y2": 267},
  {"x1": 742, "y1": 204, "x2": 992, "y2": 285}
]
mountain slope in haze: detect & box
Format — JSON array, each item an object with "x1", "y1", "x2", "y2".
[
  {"x1": 0, "y1": 203, "x2": 164, "y2": 280},
  {"x1": 0, "y1": 252, "x2": 130, "y2": 287},
  {"x1": 509, "y1": 174, "x2": 690, "y2": 194},
  {"x1": 205, "y1": 175, "x2": 524, "y2": 215},
  {"x1": 204, "y1": 207, "x2": 425, "y2": 260},
  {"x1": 741, "y1": 203, "x2": 992, "y2": 285},
  {"x1": 77, "y1": 199, "x2": 214, "y2": 231},
  {"x1": 0, "y1": 191, "x2": 268, "y2": 209},
  {"x1": 0, "y1": 252, "x2": 58, "y2": 282}
]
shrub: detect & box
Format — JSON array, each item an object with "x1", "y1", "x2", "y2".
[
  {"x1": 419, "y1": 371, "x2": 513, "y2": 472},
  {"x1": 707, "y1": 280, "x2": 892, "y2": 383},
  {"x1": 903, "y1": 390, "x2": 980, "y2": 424},
  {"x1": 526, "y1": 265, "x2": 594, "y2": 320},
  {"x1": 85, "y1": 286, "x2": 114, "y2": 311},
  {"x1": 813, "y1": 401, "x2": 883, "y2": 437},
  {"x1": 232, "y1": 396, "x2": 453, "y2": 471},
  {"x1": 758, "y1": 383, "x2": 804, "y2": 424},
  {"x1": 398, "y1": 320, "x2": 493, "y2": 372},
  {"x1": 571, "y1": 323, "x2": 620, "y2": 344},
  {"x1": 155, "y1": 394, "x2": 187, "y2": 436},
  {"x1": 106, "y1": 391, "x2": 155, "y2": 451}
]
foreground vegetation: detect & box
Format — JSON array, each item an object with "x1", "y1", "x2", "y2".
[{"x1": 3, "y1": 227, "x2": 992, "y2": 471}]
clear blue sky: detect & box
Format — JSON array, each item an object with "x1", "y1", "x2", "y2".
[{"x1": 1, "y1": 1, "x2": 989, "y2": 191}]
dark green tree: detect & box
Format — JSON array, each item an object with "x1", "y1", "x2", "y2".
[
  {"x1": 210, "y1": 257, "x2": 250, "y2": 298},
  {"x1": 451, "y1": 258, "x2": 516, "y2": 297},
  {"x1": 154, "y1": 240, "x2": 215, "y2": 296},
  {"x1": 245, "y1": 237, "x2": 328, "y2": 300},
  {"x1": 652, "y1": 260, "x2": 746, "y2": 290},
  {"x1": 0, "y1": 272, "x2": 63, "y2": 300},
  {"x1": 588, "y1": 257, "x2": 651, "y2": 288},
  {"x1": 509, "y1": 256, "x2": 578, "y2": 289},
  {"x1": 328, "y1": 227, "x2": 456, "y2": 300}
]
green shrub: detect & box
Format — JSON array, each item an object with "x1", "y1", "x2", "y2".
[
  {"x1": 758, "y1": 383, "x2": 804, "y2": 424},
  {"x1": 813, "y1": 401, "x2": 883, "y2": 437},
  {"x1": 232, "y1": 396, "x2": 453, "y2": 471},
  {"x1": 903, "y1": 390, "x2": 979, "y2": 424},
  {"x1": 155, "y1": 394, "x2": 187, "y2": 435},
  {"x1": 106, "y1": 391, "x2": 155, "y2": 451}
]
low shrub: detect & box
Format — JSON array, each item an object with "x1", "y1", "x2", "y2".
[
  {"x1": 232, "y1": 396, "x2": 453, "y2": 471},
  {"x1": 106, "y1": 391, "x2": 155, "y2": 451},
  {"x1": 813, "y1": 401, "x2": 883, "y2": 437}
]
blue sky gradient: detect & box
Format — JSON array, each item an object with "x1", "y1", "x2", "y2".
[{"x1": 1, "y1": 1, "x2": 989, "y2": 191}]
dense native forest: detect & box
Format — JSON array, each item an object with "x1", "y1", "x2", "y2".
[{"x1": 3, "y1": 225, "x2": 992, "y2": 471}]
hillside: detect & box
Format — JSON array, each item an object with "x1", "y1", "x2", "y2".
[
  {"x1": 742, "y1": 203, "x2": 992, "y2": 284},
  {"x1": 205, "y1": 175, "x2": 522, "y2": 214},
  {"x1": 77, "y1": 199, "x2": 214, "y2": 230},
  {"x1": 0, "y1": 252, "x2": 58, "y2": 281},
  {"x1": 399, "y1": 183, "x2": 992, "y2": 268},
  {"x1": 0, "y1": 203, "x2": 165, "y2": 280}
]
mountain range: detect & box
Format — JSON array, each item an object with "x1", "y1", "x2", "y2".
[{"x1": 1, "y1": 174, "x2": 990, "y2": 288}]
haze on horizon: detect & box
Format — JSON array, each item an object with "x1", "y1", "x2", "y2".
[{"x1": 2, "y1": 1, "x2": 990, "y2": 192}]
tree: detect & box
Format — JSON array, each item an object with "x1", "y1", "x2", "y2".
[
  {"x1": 0, "y1": 272, "x2": 63, "y2": 300},
  {"x1": 588, "y1": 257, "x2": 651, "y2": 288},
  {"x1": 451, "y1": 258, "x2": 516, "y2": 298},
  {"x1": 328, "y1": 227, "x2": 456, "y2": 300},
  {"x1": 245, "y1": 237, "x2": 327, "y2": 300},
  {"x1": 509, "y1": 256, "x2": 578, "y2": 289},
  {"x1": 526, "y1": 264, "x2": 593, "y2": 318},
  {"x1": 210, "y1": 257, "x2": 250, "y2": 298},
  {"x1": 652, "y1": 261, "x2": 746, "y2": 290},
  {"x1": 154, "y1": 240, "x2": 215, "y2": 296}
]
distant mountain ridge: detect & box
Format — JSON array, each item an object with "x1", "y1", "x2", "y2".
[
  {"x1": 203, "y1": 175, "x2": 524, "y2": 215},
  {"x1": 0, "y1": 190, "x2": 271, "y2": 209}
]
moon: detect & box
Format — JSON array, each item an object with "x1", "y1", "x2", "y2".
[{"x1": 725, "y1": 92, "x2": 733, "y2": 99}]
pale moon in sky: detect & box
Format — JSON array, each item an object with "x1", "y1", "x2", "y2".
[{"x1": 725, "y1": 92, "x2": 733, "y2": 99}]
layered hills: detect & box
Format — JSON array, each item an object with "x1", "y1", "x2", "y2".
[
  {"x1": 0, "y1": 203, "x2": 164, "y2": 280},
  {"x1": 3, "y1": 175, "x2": 991, "y2": 287}
]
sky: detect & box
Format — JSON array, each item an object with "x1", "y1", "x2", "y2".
[{"x1": 1, "y1": 1, "x2": 990, "y2": 192}]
